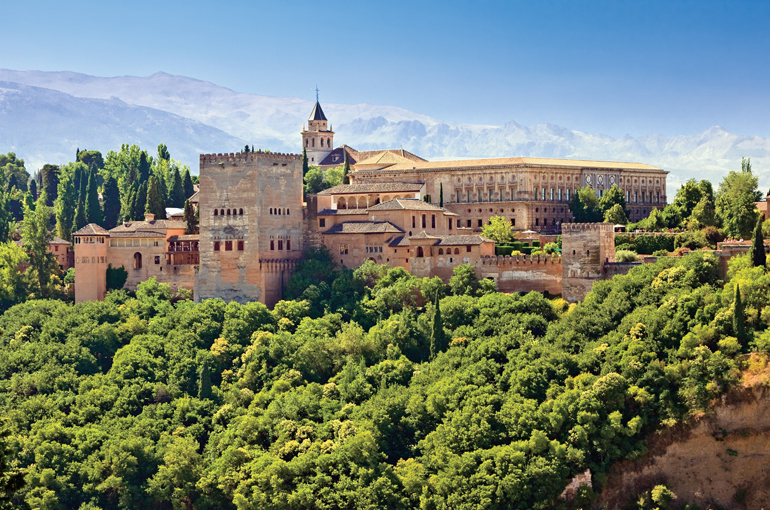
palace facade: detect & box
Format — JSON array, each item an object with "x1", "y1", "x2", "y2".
[{"x1": 74, "y1": 100, "x2": 669, "y2": 305}]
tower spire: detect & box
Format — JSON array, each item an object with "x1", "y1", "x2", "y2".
[{"x1": 315, "y1": 85, "x2": 319, "y2": 102}]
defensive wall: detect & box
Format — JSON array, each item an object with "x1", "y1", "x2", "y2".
[{"x1": 479, "y1": 254, "x2": 563, "y2": 295}]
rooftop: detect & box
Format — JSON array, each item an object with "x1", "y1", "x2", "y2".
[
  {"x1": 309, "y1": 101, "x2": 327, "y2": 121},
  {"x1": 318, "y1": 182, "x2": 424, "y2": 196},
  {"x1": 317, "y1": 208, "x2": 369, "y2": 216},
  {"x1": 73, "y1": 224, "x2": 109, "y2": 236},
  {"x1": 358, "y1": 156, "x2": 665, "y2": 173},
  {"x1": 367, "y1": 198, "x2": 447, "y2": 212},
  {"x1": 110, "y1": 219, "x2": 187, "y2": 233},
  {"x1": 324, "y1": 221, "x2": 405, "y2": 234}
]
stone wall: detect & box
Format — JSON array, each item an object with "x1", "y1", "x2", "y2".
[
  {"x1": 195, "y1": 151, "x2": 303, "y2": 307},
  {"x1": 479, "y1": 254, "x2": 563, "y2": 294},
  {"x1": 562, "y1": 223, "x2": 615, "y2": 302}
]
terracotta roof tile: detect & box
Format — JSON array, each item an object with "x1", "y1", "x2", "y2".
[
  {"x1": 318, "y1": 182, "x2": 424, "y2": 195},
  {"x1": 317, "y1": 208, "x2": 369, "y2": 216},
  {"x1": 357, "y1": 156, "x2": 664, "y2": 173},
  {"x1": 324, "y1": 221, "x2": 404, "y2": 234},
  {"x1": 73, "y1": 224, "x2": 110, "y2": 236},
  {"x1": 109, "y1": 231, "x2": 166, "y2": 238},
  {"x1": 110, "y1": 219, "x2": 187, "y2": 233},
  {"x1": 367, "y1": 198, "x2": 445, "y2": 212}
]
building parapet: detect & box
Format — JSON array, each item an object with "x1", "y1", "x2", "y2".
[
  {"x1": 481, "y1": 254, "x2": 562, "y2": 266},
  {"x1": 258, "y1": 259, "x2": 298, "y2": 272},
  {"x1": 561, "y1": 222, "x2": 614, "y2": 233},
  {"x1": 200, "y1": 152, "x2": 302, "y2": 165}
]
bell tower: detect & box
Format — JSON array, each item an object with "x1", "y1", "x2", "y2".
[{"x1": 301, "y1": 87, "x2": 334, "y2": 165}]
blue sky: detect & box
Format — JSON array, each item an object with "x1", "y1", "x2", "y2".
[{"x1": 3, "y1": 0, "x2": 769, "y2": 138}]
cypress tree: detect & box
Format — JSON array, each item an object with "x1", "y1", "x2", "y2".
[
  {"x1": 733, "y1": 283, "x2": 747, "y2": 345},
  {"x1": 302, "y1": 147, "x2": 309, "y2": 176},
  {"x1": 168, "y1": 167, "x2": 185, "y2": 208},
  {"x1": 198, "y1": 358, "x2": 212, "y2": 400},
  {"x1": 145, "y1": 176, "x2": 166, "y2": 219},
  {"x1": 40, "y1": 164, "x2": 60, "y2": 207},
  {"x1": 157, "y1": 143, "x2": 170, "y2": 161},
  {"x1": 85, "y1": 169, "x2": 103, "y2": 226},
  {"x1": 124, "y1": 182, "x2": 138, "y2": 221},
  {"x1": 440, "y1": 182, "x2": 444, "y2": 207},
  {"x1": 133, "y1": 182, "x2": 148, "y2": 221},
  {"x1": 138, "y1": 152, "x2": 151, "y2": 182},
  {"x1": 430, "y1": 294, "x2": 448, "y2": 360},
  {"x1": 751, "y1": 216, "x2": 766, "y2": 267},
  {"x1": 182, "y1": 168, "x2": 194, "y2": 199},
  {"x1": 74, "y1": 196, "x2": 87, "y2": 230},
  {"x1": 55, "y1": 175, "x2": 77, "y2": 241},
  {"x1": 184, "y1": 200, "x2": 198, "y2": 234},
  {"x1": 102, "y1": 176, "x2": 121, "y2": 229},
  {"x1": 343, "y1": 156, "x2": 351, "y2": 185},
  {"x1": 29, "y1": 179, "x2": 37, "y2": 200}
]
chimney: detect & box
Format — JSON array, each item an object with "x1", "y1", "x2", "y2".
[{"x1": 144, "y1": 213, "x2": 155, "y2": 222}]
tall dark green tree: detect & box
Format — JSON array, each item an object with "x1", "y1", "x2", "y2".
[
  {"x1": 167, "y1": 167, "x2": 185, "y2": 208},
  {"x1": 342, "y1": 156, "x2": 350, "y2": 185},
  {"x1": 21, "y1": 200, "x2": 57, "y2": 295},
  {"x1": 85, "y1": 169, "x2": 103, "y2": 226},
  {"x1": 55, "y1": 175, "x2": 77, "y2": 241},
  {"x1": 138, "y1": 151, "x2": 151, "y2": 183},
  {"x1": 751, "y1": 215, "x2": 766, "y2": 267},
  {"x1": 77, "y1": 150, "x2": 104, "y2": 170},
  {"x1": 302, "y1": 147, "x2": 309, "y2": 176},
  {"x1": 40, "y1": 164, "x2": 60, "y2": 207},
  {"x1": 198, "y1": 358, "x2": 212, "y2": 400},
  {"x1": 28, "y1": 179, "x2": 37, "y2": 201},
  {"x1": 157, "y1": 143, "x2": 170, "y2": 162},
  {"x1": 182, "y1": 168, "x2": 194, "y2": 199},
  {"x1": 439, "y1": 182, "x2": 444, "y2": 208},
  {"x1": 570, "y1": 185, "x2": 602, "y2": 223},
  {"x1": 430, "y1": 295, "x2": 448, "y2": 360},
  {"x1": 184, "y1": 200, "x2": 198, "y2": 234},
  {"x1": 102, "y1": 176, "x2": 121, "y2": 229},
  {"x1": 74, "y1": 195, "x2": 87, "y2": 230},
  {"x1": 733, "y1": 283, "x2": 747, "y2": 344},
  {"x1": 145, "y1": 176, "x2": 166, "y2": 219},
  {"x1": 133, "y1": 182, "x2": 148, "y2": 221}
]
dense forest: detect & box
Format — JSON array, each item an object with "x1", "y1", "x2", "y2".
[{"x1": 1, "y1": 145, "x2": 769, "y2": 509}]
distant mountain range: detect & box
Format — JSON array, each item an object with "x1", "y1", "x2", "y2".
[{"x1": 1, "y1": 69, "x2": 769, "y2": 197}]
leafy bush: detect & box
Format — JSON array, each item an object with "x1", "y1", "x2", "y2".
[
  {"x1": 615, "y1": 249, "x2": 640, "y2": 262},
  {"x1": 543, "y1": 242, "x2": 559, "y2": 254}
]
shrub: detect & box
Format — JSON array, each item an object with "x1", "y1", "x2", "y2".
[
  {"x1": 652, "y1": 250, "x2": 669, "y2": 257},
  {"x1": 543, "y1": 242, "x2": 559, "y2": 254},
  {"x1": 702, "y1": 226, "x2": 724, "y2": 247},
  {"x1": 615, "y1": 250, "x2": 639, "y2": 262}
]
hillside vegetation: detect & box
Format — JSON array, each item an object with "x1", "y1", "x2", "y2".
[{"x1": 1, "y1": 247, "x2": 768, "y2": 510}]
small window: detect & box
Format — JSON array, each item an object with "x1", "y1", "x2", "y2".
[
  {"x1": 287, "y1": 209, "x2": 290, "y2": 215},
  {"x1": 511, "y1": 218, "x2": 515, "y2": 226},
  {"x1": 422, "y1": 214, "x2": 426, "y2": 228},
  {"x1": 454, "y1": 248, "x2": 460, "y2": 255},
  {"x1": 220, "y1": 209, "x2": 224, "y2": 216},
  {"x1": 412, "y1": 216, "x2": 416, "y2": 228},
  {"x1": 54, "y1": 246, "x2": 58, "y2": 252},
  {"x1": 237, "y1": 240, "x2": 244, "y2": 251},
  {"x1": 431, "y1": 215, "x2": 436, "y2": 228},
  {"x1": 277, "y1": 240, "x2": 283, "y2": 250},
  {"x1": 466, "y1": 245, "x2": 471, "y2": 253},
  {"x1": 340, "y1": 244, "x2": 348, "y2": 255},
  {"x1": 239, "y1": 208, "x2": 243, "y2": 215},
  {"x1": 449, "y1": 219, "x2": 453, "y2": 230},
  {"x1": 438, "y1": 248, "x2": 444, "y2": 255},
  {"x1": 477, "y1": 219, "x2": 482, "y2": 227},
  {"x1": 214, "y1": 241, "x2": 220, "y2": 251},
  {"x1": 286, "y1": 240, "x2": 291, "y2": 251},
  {"x1": 319, "y1": 218, "x2": 326, "y2": 227},
  {"x1": 270, "y1": 240, "x2": 274, "y2": 250},
  {"x1": 214, "y1": 209, "x2": 218, "y2": 216},
  {"x1": 225, "y1": 241, "x2": 232, "y2": 251},
  {"x1": 227, "y1": 209, "x2": 230, "y2": 215},
  {"x1": 467, "y1": 220, "x2": 471, "y2": 228}
]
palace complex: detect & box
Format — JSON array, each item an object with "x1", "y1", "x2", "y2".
[{"x1": 74, "y1": 100, "x2": 669, "y2": 306}]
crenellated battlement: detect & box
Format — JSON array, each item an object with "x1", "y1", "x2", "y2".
[
  {"x1": 481, "y1": 254, "x2": 562, "y2": 266},
  {"x1": 200, "y1": 151, "x2": 302, "y2": 165},
  {"x1": 561, "y1": 222, "x2": 614, "y2": 233},
  {"x1": 258, "y1": 259, "x2": 299, "y2": 272}
]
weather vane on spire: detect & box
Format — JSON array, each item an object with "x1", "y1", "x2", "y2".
[{"x1": 315, "y1": 85, "x2": 319, "y2": 102}]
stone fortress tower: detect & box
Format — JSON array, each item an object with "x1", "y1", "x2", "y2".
[
  {"x1": 72, "y1": 225, "x2": 110, "y2": 303},
  {"x1": 301, "y1": 92, "x2": 334, "y2": 165},
  {"x1": 194, "y1": 150, "x2": 304, "y2": 307},
  {"x1": 561, "y1": 223, "x2": 615, "y2": 302}
]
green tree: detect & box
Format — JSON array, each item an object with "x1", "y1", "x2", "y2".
[
  {"x1": 85, "y1": 169, "x2": 103, "y2": 226},
  {"x1": 145, "y1": 176, "x2": 167, "y2": 219},
  {"x1": 182, "y1": 168, "x2": 194, "y2": 199},
  {"x1": 342, "y1": 157, "x2": 351, "y2": 185},
  {"x1": 481, "y1": 215, "x2": 514, "y2": 244},
  {"x1": 21, "y1": 200, "x2": 58, "y2": 295},
  {"x1": 449, "y1": 264, "x2": 480, "y2": 296},
  {"x1": 157, "y1": 143, "x2": 170, "y2": 162},
  {"x1": 302, "y1": 147, "x2": 309, "y2": 175},
  {"x1": 642, "y1": 207, "x2": 665, "y2": 231},
  {"x1": 0, "y1": 423, "x2": 25, "y2": 510},
  {"x1": 27, "y1": 179, "x2": 36, "y2": 200},
  {"x1": 716, "y1": 160, "x2": 760, "y2": 238},
  {"x1": 430, "y1": 295, "x2": 448, "y2": 359},
  {"x1": 138, "y1": 151, "x2": 151, "y2": 182},
  {"x1": 77, "y1": 149, "x2": 104, "y2": 170},
  {"x1": 751, "y1": 216, "x2": 766, "y2": 268},
  {"x1": 55, "y1": 174, "x2": 77, "y2": 241},
  {"x1": 147, "y1": 436, "x2": 202, "y2": 510},
  {"x1": 598, "y1": 183, "x2": 626, "y2": 216},
  {"x1": 604, "y1": 203, "x2": 628, "y2": 224},
  {"x1": 439, "y1": 182, "x2": 444, "y2": 207},
  {"x1": 133, "y1": 182, "x2": 148, "y2": 220},
  {"x1": 184, "y1": 200, "x2": 198, "y2": 234},
  {"x1": 733, "y1": 283, "x2": 747, "y2": 344},
  {"x1": 691, "y1": 196, "x2": 716, "y2": 227},
  {"x1": 106, "y1": 264, "x2": 128, "y2": 291},
  {"x1": 40, "y1": 164, "x2": 60, "y2": 207},
  {"x1": 325, "y1": 166, "x2": 344, "y2": 188},
  {"x1": 74, "y1": 195, "x2": 87, "y2": 230},
  {"x1": 0, "y1": 152, "x2": 29, "y2": 192},
  {"x1": 102, "y1": 175, "x2": 121, "y2": 229},
  {"x1": 167, "y1": 167, "x2": 185, "y2": 208},
  {"x1": 0, "y1": 243, "x2": 32, "y2": 312},
  {"x1": 198, "y1": 357, "x2": 212, "y2": 400},
  {"x1": 570, "y1": 185, "x2": 602, "y2": 222}
]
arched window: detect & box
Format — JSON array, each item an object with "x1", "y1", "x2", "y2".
[
  {"x1": 133, "y1": 252, "x2": 142, "y2": 269},
  {"x1": 227, "y1": 209, "x2": 231, "y2": 215},
  {"x1": 269, "y1": 208, "x2": 273, "y2": 215},
  {"x1": 438, "y1": 248, "x2": 444, "y2": 255},
  {"x1": 220, "y1": 209, "x2": 224, "y2": 216},
  {"x1": 214, "y1": 209, "x2": 218, "y2": 216},
  {"x1": 305, "y1": 139, "x2": 309, "y2": 147},
  {"x1": 417, "y1": 246, "x2": 424, "y2": 257},
  {"x1": 312, "y1": 138, "x2": 315, "y2": 147},
  {"x1": 454, "y1": 248, "x2": 460, "y2": 255},
  {"x1": 287, "y1": 209, "x2": 290, "y2": 215},
  {"x1": 270, "y1": 240, "x2": 275, "y2": 250},
  {"x1": 287, "y1": 240, "x2": 291, "y2": 251},
  {"x1": 239, "y1": 208, "x2": 243, "y2": 215}
]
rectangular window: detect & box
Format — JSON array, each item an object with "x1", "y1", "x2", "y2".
[
  {"x1": 467, "y1": 219, "x2": 472, "y2": 228},
  {"x1": 431, "y1": 215, "x2": 436, "y2": 228},
  {"x1": 412, "y1": 216, "x2": 415, "y2": 228},
  {"x1": 319, "y1": 218, "x2": 326, "y2": 227},
  {"x1": 277, "y1": 240, "x2": 283, "y2": 250},
  {"x1": 154, "y1": 256, "x2": 160, "y2": 264},
  {"x1": 558, "y1": 189, "x2": 562, "y2": 201},
  {"x1": 478, "y1": 189, "x2": 483, "y2": 202},
  {"x1": 566, "y1": 189, "x2": 570, "y2": 201},
  {"x1": 489, "y1": 189, "x2": 493, "y2": 201},
  {"x1": 477, "y1": 219, "x2": 483, "y2": 227},
  {"x1": 449, "y1": 219, "x2": 453, "y2": 230},
  {"x1": 550, "y1": 188, "x2": 554, "y2": 200},
  {"x1": 270, "y1": 240, "x2": 274, "y2": 250},
  {"x1": 467, "y1": 191, "x2": 471, "y2": 203},
  {"x1": 511, "y1": 218, "x2": 516, "y2": 226},
  {"x1": 422, "y1": 215, "x2": 426, "y2": 228},
  {"x1": 535, "y1": 218, "x2": 539, "y2": 226},
  {"x1": 54, "y1": 246, "x2": 58, "y2": 252},
  {"x1": 237, "y1": 240, "x2": 244, "y2": 251},
  {"x1": 214, "y1": 241, "x2": 220, "y2": 251},
  {"x1": 225, "y1": 240, "x2": 233, "y2": 251},
  {"x1": 340, "y1": 244, "x2": 348, "y2": 255},
  {"x1": 466, "y1": 245, "x2": 471, "y2": 252}
]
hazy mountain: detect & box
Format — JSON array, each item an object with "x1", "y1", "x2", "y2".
[
  {"x1": 0, "y1": 80, "x2": 244, "y2": 171},
  {"x1": 1, "y1": 69, "x2": 769, "y2": 197}
]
